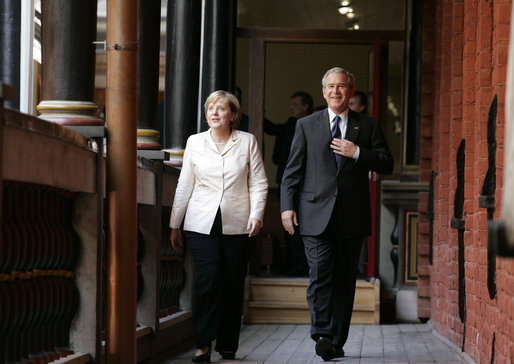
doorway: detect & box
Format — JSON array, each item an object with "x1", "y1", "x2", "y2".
[{"x1": 236, "y1": 28, "x2": 403, "y2": 277}]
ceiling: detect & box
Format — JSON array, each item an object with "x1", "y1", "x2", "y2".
[
  {"x1": 96, "y1": 0, "x2": 406, "y2": 32},
  {"x1": 237, "y1": 0, "x2": 406, "y2": 31}
]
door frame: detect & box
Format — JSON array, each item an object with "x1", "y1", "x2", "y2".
[{"x1": 237, "y1": 27, "x2": 404, "y2": 278}]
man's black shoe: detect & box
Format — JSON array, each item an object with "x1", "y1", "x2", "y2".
[
  {"x1": 332, "y1": 347, "x2": 345, "y2": 359},
  {"x1": 315, "y1": 337, "x2": 335, "y2": 361}
]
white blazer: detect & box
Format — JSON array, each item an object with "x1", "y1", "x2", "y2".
[{"x1": 170, "y1": 129, "x2": 268, "y2": 235}]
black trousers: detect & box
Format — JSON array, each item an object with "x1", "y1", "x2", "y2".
[
  {"x1": 184, "y1": 209, "x2": 250, "y2": 353},
  {"x1": 302, "y1": 212, "x2": 363, "y2": 348},
  {"x1": 286, "y1": 226, "x2": 309, "y2": 276}
]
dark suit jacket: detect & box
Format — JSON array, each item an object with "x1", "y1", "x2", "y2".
[{"x1": 280, "y1": 108, "x2": 393, "y2": 238}]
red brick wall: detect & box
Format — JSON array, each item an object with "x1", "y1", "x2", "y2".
[
  {"x1": 419, "y1": 0, "x2": 513, "y2": 362},
  {"x1": 417, "y1": 0, "x2": 437, "y2": 321}
]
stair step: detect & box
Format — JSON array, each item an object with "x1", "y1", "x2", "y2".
[
  {"x1": 244, "y1": 277, "x2": 380, "y2": 324},
  {"x1": 248, "y1": 301, "x2": 376, "y2": 311}
]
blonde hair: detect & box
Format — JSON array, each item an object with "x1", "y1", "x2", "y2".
[{"x1": 204, "y1": 90, "x2": 242, "y2": 129}]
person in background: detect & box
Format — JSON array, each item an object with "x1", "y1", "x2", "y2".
[
  {"x1": 280, "y1": 67, "x2": 393, "y2": 361},
  {"x1": 170, "y1": 90, "x2": 268, "y2": 363},
  {"x1": 234, "y1": 87, "x2": 250, "y2": 132},
  {"x1": 348, "y1": 90, "x2": 368, "y2": 115},
  {"x1": 269, "y1": 91, "x2": 313, "y2": 185},
  {"x1": 265, "y1": 91, "x2": 313, "y2": 277}
]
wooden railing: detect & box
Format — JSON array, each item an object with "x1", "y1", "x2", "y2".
[
  {"x1": 1, "y1": 183, "x2": 79, "y2": 363},
  {"x1": 0, "y1": 105, "x2": 192, "y2": 363}
]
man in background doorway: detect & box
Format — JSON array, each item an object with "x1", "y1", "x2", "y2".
[
  {"x1": 348, "y1": 90, "x2": 368, "y2": 115},
  {"x1": 266, "y1": 91, "x2": 313, "y2": 277}
]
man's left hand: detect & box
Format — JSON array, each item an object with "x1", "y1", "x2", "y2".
[{"x1": 331, "y1": 138, "x2": 357, "y2": 158}]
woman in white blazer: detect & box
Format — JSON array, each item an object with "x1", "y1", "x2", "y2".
[{"x1": 170, "y1": 90, "x2": 268, "y2": 363}]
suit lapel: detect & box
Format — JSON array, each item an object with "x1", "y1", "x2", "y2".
[
  {"x1": 205, "y1": 130, "x2": 219, "y2": 153},
  {"x1": 205, "y1": 129, "x2": 238, "y2": 155},
  {"x1": 221, "y1": 130, "x2": 238, "y2": 156},
  {"x1": 318, "y1": 109, "x2": 340, "y2": 172},
  {"x1": 320, "y1": 109, "x2": 332, "y2": 142},
  {"x1": 344, "y1": 111, "x2": 361, "y2": 142}
]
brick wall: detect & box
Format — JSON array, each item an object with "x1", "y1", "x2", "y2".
[{"x1": 419, "y1": 0, "x2": 513, "y2": 362}]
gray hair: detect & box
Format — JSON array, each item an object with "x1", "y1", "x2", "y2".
[{"x1": 321, "y1": 67, "x2": 355, "y2": 89}]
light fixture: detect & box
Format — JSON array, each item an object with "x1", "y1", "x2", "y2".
[
  {"x1": 338, "y1": 6, "x2": 353, "y2": 15},
  {"x1": 341, "y1": 0, "x2": 350, "y2": 6},
  {"x1": 353, "y1": 24, "x2": 360, "y2": 30},
  {"x1": 347, "y1": 12, "x2": 355, "y2": 19}
]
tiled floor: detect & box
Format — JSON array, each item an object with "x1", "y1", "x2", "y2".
[{"x1": 153, "y1": 323, "x2": 474, "y2": 363}]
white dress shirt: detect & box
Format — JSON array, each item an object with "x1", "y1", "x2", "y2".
[
  {"x1": 328, "y1": 108, "x2": 360, "y2": 160},
  {"x1": 170, "y1": 129, "x2": 268, "y2": 235}
]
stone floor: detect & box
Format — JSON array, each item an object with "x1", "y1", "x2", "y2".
[{"x1": 152, "y1": 323, "x2": 475, "y2": 363}]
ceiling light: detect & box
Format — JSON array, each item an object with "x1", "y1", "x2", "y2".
[
  {"x1": 338, "y1": 6, "x2": 349, "y2": 15},
  {"x1": 341, "y1": 1, "x2": 350, "y2": 6},
  {"x1": 353, "y1": 24, "x2": 360, "y2": 30},
  {"x1": 346, "y1": 12, "x2": 355, "y2": 19}
]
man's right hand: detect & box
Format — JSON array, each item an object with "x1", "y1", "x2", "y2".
[{"x1": 281, "y1": 210, "x2": 298, "y2": 235}]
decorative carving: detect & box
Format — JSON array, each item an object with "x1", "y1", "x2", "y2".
[{"x1": 0, "y1": 183, "x2": 80, "y2": 362}]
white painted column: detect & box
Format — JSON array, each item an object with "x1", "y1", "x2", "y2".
[{"x1": 19, "y1": 0, "x2": 34, "y2": 114}]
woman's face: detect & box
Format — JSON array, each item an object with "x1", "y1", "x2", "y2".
[{"x1": 206, "y1": 99, "x2": 233, "y2": 132}]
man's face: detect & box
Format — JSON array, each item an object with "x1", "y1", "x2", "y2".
[
  {"x1": 322, "y1": 72, "x2": 355, "y2": 114},
  {"x1": 349, "y1": 96, "x2": 365, "y2": 113},
  {"x1": 289, "y1": 96, "x2": 309, "y2": 119}
]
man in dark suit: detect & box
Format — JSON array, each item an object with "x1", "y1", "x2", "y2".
[{"x1": 280, "y1": 67, "x2": 393, "y2": 361}]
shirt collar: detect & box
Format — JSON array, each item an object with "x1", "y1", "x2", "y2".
[{"x1": 328, "y1": 108, "x2": 349, "y2": 125}]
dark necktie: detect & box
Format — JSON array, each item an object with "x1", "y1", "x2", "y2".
[{"x1": 331, "y1": 115, "x2": 342, "y2": 167}]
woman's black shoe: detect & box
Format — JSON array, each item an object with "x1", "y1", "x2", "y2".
[
  {"x1": 220, "y1": 351, "x2": 236, "y2": 359},
  {"x1": 192, "y1": 347, "x2": 211, "y2": 363}
]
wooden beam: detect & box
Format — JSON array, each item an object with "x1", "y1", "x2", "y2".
[{"x1": 237, "y1": 27, "x2": 405, "y2": 43}]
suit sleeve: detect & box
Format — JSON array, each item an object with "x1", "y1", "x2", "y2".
[
  {"x1": 357, "y1": 119, "x2": 394, "y2": 175},
  {"x1": 280, "y1": 119, "x2": 307, "y2": 212}
]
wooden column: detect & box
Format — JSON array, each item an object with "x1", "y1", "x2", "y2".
[
  {"x1": 199, "y1": 0, "x2": 237, "y2": 131},
  {"x1": 0, "y1": 0, "x2": 21, "y2": 110},
  {"x1": 162, "y1": 0, "x2": 201, "y2": 160},
  {"x1": 137, "y1": 0, "x2": 161, "y2": 150},
  {"x1": 38, "y1": 0, "x2": 102, "y2": 126},
  {"x1": 105, "y1": 0, "x2": 138, "y2": 362}
]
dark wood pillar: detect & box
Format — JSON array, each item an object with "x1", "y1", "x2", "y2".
[
  {"x1": 137, "y1": 0, "x2": 161, "y2": 150},
  {"x1": 0, "y1": 0, "x2": 21, "y2": 110},
  {"x1": 199, "y1": 0, "x2": 237, "y2": 131},
  {"x1": 37, "y1": 0, "x2": 102, "y2": 126},
  {"x1": 163, "y1": 0, "x2": 201, "y2": 163}
]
